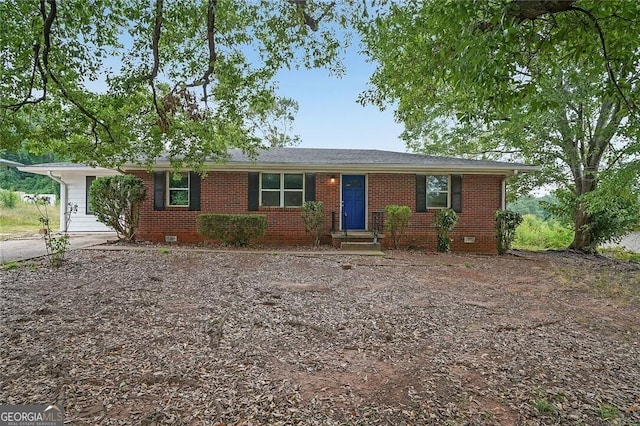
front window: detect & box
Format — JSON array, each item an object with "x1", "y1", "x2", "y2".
[
  {"x1": 426, "y1": 175, "x2": 449, "y2": 208},
  {"x1": 261, "y1": 173, "x2": 304, "y2": 207},
  {"x1": 86, "y1": 176, "x2": 96, "y2": 215},
  {"x1": 168, "y1": 172, "x2": 189, "y2": 206}
]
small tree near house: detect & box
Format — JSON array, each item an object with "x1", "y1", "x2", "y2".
[
  {"x1": 435, "y1": 209, "x2": 458, "y2": 253},
  {"x1": 384, "y1": 205, "x2": 411, "y2": 249},
  {"x1": 29, "y1": 195, "x2": 77, "y2": 267},
  {"x1": 90, "y1": 175, "x2": 147, "y2": 241},
  {"x1": 301, "y1": 201, "x2": 325, "y2": 247},
  {"x1": 495, "y1": 210, "x2": 523, "y2": 255}
]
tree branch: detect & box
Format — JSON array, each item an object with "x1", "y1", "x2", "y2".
[
  {"x1": 149, "y1": 0, "x2": 163, "y2": 81},
  {"x1": 201, "y1": 0, "x2": 217, "y2": 105},
  {"x1": 148, "y1": 0, "x2": 168, "y2": 131},
  {"x1": 505, "y1": 0, "x2": 577, "y2": 22},
  {"x1": 37, "y1": 0, "x2": 116, "y2": 145},
  {"x1": 569, "y1": 5, "x2": 635, "y2": 116},
  {"x1": 2, "y1": 1, "x2": 53, "y2": 111},
  {"x1": 4, "y1": 43, "x2": 47, "y2": 111}
]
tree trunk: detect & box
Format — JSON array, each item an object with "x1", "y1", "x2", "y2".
[{"x1": 569, "y1": 204, "x2": 596, "y2": 253}]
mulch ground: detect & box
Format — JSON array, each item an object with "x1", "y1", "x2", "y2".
[{"x1": 1, "y1": 248, "x2": 639, "y2": 425}]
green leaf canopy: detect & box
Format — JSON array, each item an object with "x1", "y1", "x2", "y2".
[
  {"x1": 358, "y1": 0, "x2": 640, "y2": 251},
  {"x1": 0, "y1": 0, "x2": 346, "y2": 168}
]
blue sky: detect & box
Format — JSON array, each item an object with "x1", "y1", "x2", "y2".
[
  {"x1": 275, "y1": 45, "x2": 407, "y2": 153},
  {"x1": 92, "y1": 29, "x2": 407, "y2": 153}
]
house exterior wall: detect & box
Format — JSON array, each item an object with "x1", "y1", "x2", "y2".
[
  {"x1": 130, "y1": 170, "x2": 504, "y2": 253},
  {"x1": 367, "y1": 174, "x2": 502, "y2": 253},
  {"x1": 60, "y1": 172, "x2": 115, "y2": 233}
]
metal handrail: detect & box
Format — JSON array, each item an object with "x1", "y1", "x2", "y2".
[{"x1": 343, "y1": 210, "x2": 348, "y2": 243}]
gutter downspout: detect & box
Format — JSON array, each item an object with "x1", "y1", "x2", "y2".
[
  {"x1": 502, "y1": 170, "x2": 518, "y2": 210},
  {"x1": 47, "y1": 171, "x2": 68, "y2": 232}
]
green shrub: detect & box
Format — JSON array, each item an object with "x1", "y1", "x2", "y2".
[
  {"x1": 495, "y1": 210, "x2": 523, "y2": 254},
  {"x1": 301, "y1": 201, "x2": 325, "y2": 247},
  {"x1": 0, "y1": 189, "x2": 19, "y2": 208},
  {"x1": 197, "y1": 214, "x2": 267, "y2": 246},
  {"x1": 90, "y1": 175, "x2": 147, "y2": 241},
  {"x1": 550, "y1": 180, "x2": 640, "y2": 252},
  {"x1": 384, "y1": 205, "x2": 411, "y2": 249},
  {"x1": 512, "y1": 214, "x2": 573, "y2": 250},
  {"x1": 434, "y1": 209, "x2": 458, "y2": 252}
]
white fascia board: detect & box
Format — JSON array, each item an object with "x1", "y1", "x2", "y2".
[
  {"x1": 0, "y1": 159, "x2": 24, "y2": 167},
  {"x1": 18, "y1": 166, "x2": 121, "y2": 176}
]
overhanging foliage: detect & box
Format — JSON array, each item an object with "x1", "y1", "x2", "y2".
[
  {"x1": 0, "y1": 1, "x2": 347, "y2": 169},
  {"x1": 359, "y1": 0, "x2": 640, "y2": 252}
]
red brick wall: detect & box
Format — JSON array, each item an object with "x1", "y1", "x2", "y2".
[
  {"x1": 129, "y1": 170, "x2": 504, "y2": 253},
  {"x1": 367, "y1": 174, "x2": 502, "y2": 253}
]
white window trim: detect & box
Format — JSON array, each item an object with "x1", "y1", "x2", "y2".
[
  {"x1": 260, "y1": 172, "x2": 305, "y2": 208},
  {"x1": 426, "y1": 174, "x2": 451, "y2": 209},
  {"x1": 167, "y1": 172, "x2": 190, "y2": 207}
]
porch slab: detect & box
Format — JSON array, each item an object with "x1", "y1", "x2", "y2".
[
  {"x1": 331, "y1": 231, "x2": 385, "y2": 249},
  {"x1": 340, "y1": 242, "x2": 382, "y2": 251}
]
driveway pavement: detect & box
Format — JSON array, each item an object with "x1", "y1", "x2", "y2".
[{"x1": 0, "y1": 233, "x2": 117, "y2": 263}]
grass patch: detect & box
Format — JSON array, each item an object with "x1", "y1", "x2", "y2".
[
  {"x1": 1, "y1": 261, "x2": 37, "y2": 272},
  {"x1": 595, "y1": 403, "x2": 620, "y2": 420},
  {"x1": 0, "y1": 199, "x2": 60, "y2": 239},
  {"x1": 512, "y1": 215, "x2": 573, "y2": 251},
  {"x1": 599, "y1": 246, "x2": 640, "y2": 263},
  {"x1": 552, "y1": 256, "x2": 640, "y2": 303},
  {"x1": 2, "y1": 261, "x2": 20, "y2": 271},
  {"x1": 532, "y1": 399, "x2": 557, "y2": 415},
  {"x1": 592, "y1": 276, "x2": 636, "y2": 300}
]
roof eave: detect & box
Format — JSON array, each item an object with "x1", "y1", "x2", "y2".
[
  {"x1": 124, "y1": 161, "x2": 538, "y2": 175},
  {"x1": 0, "y1": 159, "x2": 24, "y2": 168},
  {"x1": 17, "y1": 166, "x2": 122, "y2": 176}
]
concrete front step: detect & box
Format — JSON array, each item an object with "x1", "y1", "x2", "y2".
[
  {"x1": 331, "y1": 231, "x2": 385, "y2": 241},
  {"x1": 340, "y1": 241, "x2": 382, "y2": 251}
]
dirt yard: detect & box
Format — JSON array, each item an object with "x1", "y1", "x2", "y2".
[{"x1": 1, "y1": 248, "x2": 639, "y2": 425}]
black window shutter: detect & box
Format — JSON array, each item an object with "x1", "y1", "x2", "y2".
[
  {"x1": 188, "y1": 172, "x2": 201, "y2": 211},
  {"x1": 248, "y1": 172, "x2": 259, "y2": 211},
  {"x1": 86, "y1": 176, "x2": 96, "y2": 215},
  {"x1": 415, "y1": 175, "x2": 426, "y2": 212},
  {"x1": 153, "y1": 171, "x2": 166, "y2": 211},
  {"x1": 451, "y1": 174, "x2": 462, "y2": 213},
  {"x1": 305, "y1": 173, "x2": 316, "y2": 202}
]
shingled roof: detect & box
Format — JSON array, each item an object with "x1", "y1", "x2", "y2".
[
  {"x1": 18, "y1": 148, "x2": 538, "y2": 176},
  {"x1": 150, "y1": 147, "x2": 537, "y2": 175},
  {"x1": 226, "y1": 148, "x2": 528, "y2": 167}
]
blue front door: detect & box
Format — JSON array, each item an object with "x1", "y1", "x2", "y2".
[{"x1": 342, "y1": 175, "x2": 366, "y2": 230}]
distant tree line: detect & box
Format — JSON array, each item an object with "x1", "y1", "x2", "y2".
[
  {"x1": 508, "y1": 195, "x2": 556, "y2": 221},
  {"x1": 0, "y1": 150, "x2": 60, "y2": 195}
]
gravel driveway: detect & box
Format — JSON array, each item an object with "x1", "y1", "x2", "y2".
[{"x1": 1, "y1": 248, "x2": 639, "y2": 425}]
